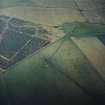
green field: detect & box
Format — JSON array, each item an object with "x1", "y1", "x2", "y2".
[
  {"x1": 0, "y1": 35, "x2": 104, "y2": 105},
  {"x1": 61, "y1": 22, "x2": 105, "y2": 37},
  {"x1": 72, "y1": 36, "x2": 105, "y2": 81},
  {"x1": 0, "y1": 72, "x2": 8, "y2": 105},
  {"x1": 0, "y1": 0, "x2": 33, "y2": 9},
  {"x1": 0, "y1": 0, "x2": 76, "y2": 8},
  {"x1": 0, "y1": 0, "x2": 105, "y2": 105}
]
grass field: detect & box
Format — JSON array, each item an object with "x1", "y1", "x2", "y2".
[
  {"x1": 0, "y1": 0, "x2": 33, "y2": 9},
  {"x1": 0, "y1": 0, "x2": 105, "y2": 105},
  {"x1": 0, "y1": 72, "x2": 8, "y2": 105},
  {"x1": 61, "y1": 22, "x2": 105, "y2": 37},
  {"x1": 0, "y1": 0, "x2": 105, "y2": 25},
  {"x1": 71, "y1": 37, "x2": 105, "y2": 80},
  {"x1": 1, "y1": 35, "x2": 104, "y2": 105},
  {"x1": 0, "y1": 6, "x2": 85, "y2": 26},
  {"x1": 0, "y1": 0, "x2": 77, "y2": 8}
]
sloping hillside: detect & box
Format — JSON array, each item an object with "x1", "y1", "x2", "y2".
[{"x1": 1, "y1": 35, "x2": 105, "y2": 105}]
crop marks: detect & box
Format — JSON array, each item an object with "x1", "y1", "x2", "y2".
[{"x1": 0, "y1": 15, "x2": 50, "y2": 69}]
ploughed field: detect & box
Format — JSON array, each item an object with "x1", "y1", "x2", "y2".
[{"x1": 0, "y1": 15, "x2": 50, "y2": 69}]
